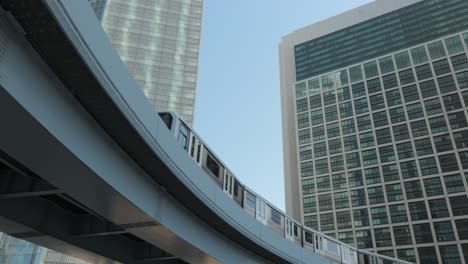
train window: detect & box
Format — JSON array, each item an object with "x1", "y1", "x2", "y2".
[
  {"x1": 196, "y1": 142, "x2": 201, "y2": 162},
  {"x1": 245, "y1": 192, "x2": 255, "y2": 208},
  {"x1": 178, "y1": 124, "x2": 189, "y2": 150},
  {"x1": 158, "y1": 113, "x2": 173, "y2": 129},
  {"x1": 270, "y1": 209, "x2": 282, "y2": 226},
  {"x1": 190, "y1": 136, "x2": 195, "y2": 157},
  {"x1": 305, "y1": 231, "x2": 313, "y2": 244},
  {"x1": 233, "y1": 180, "x2": 239, "y2": 196},
  {"x1": 206, "y1": 154, "x2": 220, "y2": 177}
]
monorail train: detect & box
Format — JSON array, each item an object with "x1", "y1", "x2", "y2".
[{"x1": 159, "y1": 112, "x2": 412, "y2": 264}]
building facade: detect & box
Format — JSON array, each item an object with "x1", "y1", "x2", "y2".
[
  {"x1": 280, "y1": 0, "x2": 468, "y2": 263},
  {"x1": 89, "y1": 0, "x2": 204, "y2": 126}
]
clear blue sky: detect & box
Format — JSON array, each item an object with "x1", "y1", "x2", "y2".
[{"x1": 195, "y1": 0, "x2": 372, "y2": 211}]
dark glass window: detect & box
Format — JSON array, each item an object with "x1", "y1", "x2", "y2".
[
  {"x1": 411, "y1": 120, "x2": 428, "y2": 138},
  {"x1": 439, "y1": 154, "x2": 459, "y2": 173},
  {"x1": 365, "y1": 167, "x2": 381, "y2": 185},
  {"x1": 376, "y1": 128, "x2": 392, "y2": 144},
  {"x1": 425, "y1": 98, "x2": 443, "y2": 116},
  {"x1": 393, "y1": 124, "x2": 410, "y2": 141},
  {"x1": 433, "y1": 134, "x2": 452, "y2": 152},
  {"x1": 389, "y1": 106, "x2": 406, "y2": 124},
  {"x1": 386, "y1": 89, "x2": 402, "y2": 106},
  {"x1": 456, "y1": 71, "x2": 468, "y2": 89},
  {"x1": 352, "y1": 82, "x2": 366, "y2": 98},
  {"x1": 451, "y1": 53, "x2": 468, "y2": 71},
  {"x1": 374, "y1": 228, "x2": 392, "y2": 247},
  {"x1": 407, "y1": 102, "x2": 424, "y2": 120},
  {"x1": 393, "y1": 226, "x2": 412, "y2": 245},
  {"x1": 419, "y1": 157, "x2": 438, "y2": 176},
  {"x1": 450, "y1": 195, "x2": 468, "y2": 216},
  {"x1": 402, "y1": 84, "x2": 419, "y2": 102},
  {"x1": 419, "y1": 79, "x2": 438, "y2": 98},
  {"x1": 429, "y1": 199, "x2": 450, "y2": 219},
  {"x1": 409, "y1": 201, "x2": 428, "y2": 221},
  {"x1": 396, "y1": 142, "x2": 413, "y2": 160},
  {"x1": 433, "y1": 58, "x2": 451, "y2": 76},
  {"x1": 383, "y1": 73, "x2": 398, "y2": 89},
  {"x1": 456, "y1": 219, "x2": 468, "y2": 240},
  {"x1": 439, "y1": 245, "x2": 461, "y2": 264},
  {"x1": 367, "y1": 78, "x2": 382, "y2": 94},
  {"x1": 371, "y1": 206, "x2": 388, "y2": 225},
  {"x1": 414, "y1": 138, "x2": 433, "y2": 156},
  {"x1": 206, "y1": 154, "x2": 220, "y2": 177},
  {"x1": 389, "y1": 203, "x2": 407, "y2": 223},
  {"x1": 354, "y1": 98, "x2": 369, "y2": 114},
  {"x1": 454, "y1": 130, "x2": 468, "y2": 149},
  {"x1": 368, "y1": 186, "x2": 385, "y2": 204},
  {"x1": 405, "y1": 180, "x2": 423, "y2": 199},
  {"x1": 430, "y1": 116, "x2": 449, "y2": 134},
  {"x1": 370, "y1": 93, "x2": 385, "y2": 111},
  {"x1": 424, "y1": 177, "x2": 444, "y2": 197},
  {"x1": 351, "y1": 188, "x2": 367, "y2": 207},
  {"x1": 418, "y1": 247, "x2": 438, "y2": 264},
  {"x1": 448, "y1": 112, "x2": 468, "y2": 129},
  {"x1": 443, "y1": 93, "x2": 463, "y2": 111},
  {"x1": 348, "y1": 170, "x2": 363, "y2": 187},
  {"x1": 413, "y1": 223, "x2": 433, "y2": 244},
  {"x1": 336, "y1": 211, "x2": 352, "y2": 229},
  {"x1": 415, "y1": 64, "x2": 433, "y2": 80},
  {"x1": 399, "y1": 69, "x2": 415, "y2": 85},
  {"x1": 434, "y1": 221, "x2": 455, "y2": 242},
  {"x1": 364, "y1": 61, "x2": 379, "y2": 79},
  {"x1": 353, "y1": 209, "x2": 369, "y2": 227},
  {"x1": 400, "y1": 160, "x2": 418, "y2": 179},
  {"x1": 357, "y1": 115, "x2": 372, "y2": 131}
]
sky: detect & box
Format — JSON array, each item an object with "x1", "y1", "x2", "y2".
[{"x1": 195, "y1": 0, "x2": 373, "y2": 211}]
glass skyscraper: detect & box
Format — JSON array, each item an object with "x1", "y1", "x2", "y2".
[
  {"x1": 89, "y1": 0, "x2": 204, "y2": 126},
  {"x1": 280, "y1": 0, "x2": 468, "y2": 263}
]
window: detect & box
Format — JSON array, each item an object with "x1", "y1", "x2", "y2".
[
  {"x1": 395, "y1": 51, "x2": 411, "y2": 69},
  {"x1": 409, "y1": 201, "x2": 428, "y2": 221},
  {"x1": 393, "y1": 124, "x2": 410, "y2": 141},
  {"x1": 297, "y1": 113, "x2": 310, "y2": 129},
  {"x1": 354, "y1": 98, "x2": 369, "y2": 114},
  {"x1": 439, "y1": 245, "x2": 461, "y2": 264},
  {"x1": 456, "y1": 71, "x2": 468, "y2": 88},
  {"x1": 316, "y1": 176, "x2": 331, "y2": 192},
  {"x1": 367, "y1": 78, "x2": 382, "y2": 94},
  {"x1": 352, "y1": 82, "x2": 366, "y2": 98},
  {"x1": 178, "y1": 124, "x2": 189, "y2": 150},
  {"x1": 393, "y1": 226, "x2": 413, "y2": 245},
  {"x1": 315, "y1": 158, "x2": 328, "y2": 175},
  {"x1": 302, "y1": 179, "x2": 315, "y2": 195},
  {"x1": 411, "y1": 46, "x2": 428, "y2": 64},
  {"x1": 444, "y1": 174, "x2": 465, "y2": 193},
  {"x1": 418, "y1": 247, "x2": 438, "y2": 264},
  {"x1": 322, "y1": 74, "x2": 335, "y2": 91},
  {"x1": 341, "y1": 119, "x2": 355, "y2": 135},
  {"x1": 299, "y1": 145, "x2": 312, "y2": 161},
  {"x1": 319, "y1": 194, "x2": 333, "y2": 211},
  {"x1": 245, "y1": 192, "x2": 256, "y2": 209},
  {"x1": 382, "y1": 164, "x2": 399, "y2": 182},
  {"x1": 351, "y1": 189, "x2": 366, "y2": 207},
  {"x1": 353, "y1": 209, "x2": 369, "y2": 227},
  {"x1": 311, "y1": 109, "x2": 324, "y2": 125},
  {"x1": 359, "y1": 132, "x2": 375, "y2": 148},
  {"x1": 337, "y1": 86, "x2": 351, "y2": 101},
  {"x1": 357, "y1": 115, "x2": 372, "y2": 131},
  {"x1": 407, "y1": 102, "x2": 424, "y2": 120},
  {"x1": 332, "y1": 173, "x2": 347, "y2": 190},
  {"x1": 445, "y1": 35, "x2": 464, "y2": 54},
  {"x1": 356, "y1": 230, "x2": 372, "y2": 249},
  {"x1": 454, "y1": 130, "x2": 468, "y2": 148},
  {"x1": 309, "y1": 94, "x2": 322, "y2": 109},
  {"x1": 461, "y1": 152, "x2": 468, "y2": 169},
  {"x1": 389, "y1": 107, "x2": 406, "y2": 124},
  {"x1": 428, "y1": 41, "x2": 446, "y2": 59},
  {"x1": 405, "y1": 180, "x2": 423, "y2": 199},
  {"x1": 370, "y1": 93, "x2": 385, "y2": 111},
  {"x1": 298, "y1": 129, "x2": 311, "y2": 145},
  {"x1": 344, "y1": 135, "x2": 358, "y2": 152},
  {"x1": 336, "y1": 211, "x2": 352, "y2": 229},
  {"x1": 325, "y1": 105, "x2": 338, "y2": 122},
  {"x1": 303, "y1": 196, "x2": 316, "y2": 213},
  {"x1": 374, "y1": 228, "x2": 392, "y2": 247},
  {"x1": 413, "y1": 223, "x2": 433, "y2": 244},
  {"x1": 415, "y1": 138, "x2": 433, "y2": 156},
  {"x1": 448, "y1": 112, "x2": 468, "y2": 129},
  {"x1": 434, "y1": 134, "x2": 453, "y2": 153},
  {"x1": 443, "y1": 93, "x2": 463, "y2": 111},
  {"x1": 334, "y1": 192, "x2": 349, "y2": 209},
  {"x1": 270, "y1": 209, "x2": 282, "y2": 226},
  {"x1": 326, "y1": 122, "x2": 340, "y2": 138},
  {"x1": 312, "y1": 126, "x2": 325, "y2": 141},
  {"x1": 425, "y1": 98, "x2": 443, "y2": 116},
  {"x1": 371, "y1": 206, "x2": 388, "y2": 225},
  {"x1": 429, "y1": 199, "x2": 450, "y2": 219},
  {"x1": 296, "y1": 98, "x2": 308, "y2": 113},
  {"x1": 373, "y1": 111, "x2": 388, "y2": 127},
  {"x1": 308, "y1": 78, "x2": 321, "y2": 94},
  {"x1": 368, "y1": 186, "x2": 385, "y2": 204},
  {"x1": 330, "y1": 155, "x2": 344, "y2": 172},
  {"x1": 411, "y1": 120, "x2": 428, "y2": 138},
  {"x1": 296, "y1": 82, "x2": 307, "y2": 98},
  {"x1": 348, "y1": 170, "x2": 363, "y2": 187},
  {"x1": 365, "y1": 167, "x2": 381, "y2": 185},
  {"x1": 379, "y1": 56, "x2": 395, "y2": 74},
  {"x1": 386, "y1": 89, "x2": 402, "y2": 106},
  {"x1": 415, "y1": 64, "x2": 433, "y2": 80},
  {"x1": 206, "y1": 154, "x2": 220, "y2": 177},
  {"x1": 304, "y1": 215, "x2": 318, "y2": 230},
  {"x1": 434, "y1": 221, "x2": 455, "y2": 242},
  {"x1": 429, "y1": 117, "x2": 448, "y2": 134},
  {"x1": 328, "y1": 139, "x2": 342, "y2": 154},
  {"x1": 399, "y1": 69, "x2": 415, "y2": 85},
  {"x1": 424, "y1": 177, "x2": 444, "y2": 196},
  {"x1": 387, "y1": 184, "x2": 404, "y2": 202},
  {"x1": 349, "y1": 65, "x2": 363, "y2": 83},
  {"x1": 300, "y1": 161, "x2": 313, "y2": 177},
  {"x1": 438, "y1": 75, "x2": 456, "y2": 94},
  {"x1": 450, "y1": 53, "x2": 468, "y2": 71},
  {"x1": 419, "y1": 157, "x2": 438, "y2": 176},
  {"x1": 364, "y1": 61, "x2": 379, "y2": 78},
  {"x1": 320, "y1": 213, "x2": 335, "y2": 231},
  {"x1": 396, "y1": 142, "x2": 414, "y2": 159},
  {"x1": 323, "y1": 91, "x2": 336, "y2": 106},
  {"x1": 439, "y1": 154, "x2": 459, "y2": 173},
  {"x1": 346, "y1": 152, "x2": 360, "y2": 169},
  {"x1": 340, "y1": 102, "x2": 354, "y2": 118},
  {"x1": 338, "y1": 232, "x2": 354, "y2": 246},
  {"x1": 402, "y1": 84, "x2": 419, "y2": 102},
  {"x1": 456, "y1": 219, "x2": 468, "y2": 239},
  {"x1": 433, "y1": 59, "x2": 451, "y2": 76},
  {"x1": 379, "y1": 146, "x2": 395, "y2": 163},
  {"x1": 383, "y1": 73, "x2": 398, "y2": 89},
  {"x1": 450, "y1": 195, "x2": 468, "y2": 216},
  {"x1": 400, "y1": 160, "x2": 418, "y2": 179},
  {"x1": 419, "y1": 79, "x2": 438, "y2": 98},
  {"x1": 362, "y1": 149, "x2": 378, "y2": 166},
  {"x1": 397, "y1": 249, "x2": 416, "y2": 263}
]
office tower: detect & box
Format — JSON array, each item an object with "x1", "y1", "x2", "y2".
[
  {"x1": 89, "y1": 0, "x2": 204, "y2": 126},
  {"x1": 280, "y1": 0, "x2": 468, "y2": 263}
]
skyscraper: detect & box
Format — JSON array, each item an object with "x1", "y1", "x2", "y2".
[
  {"x1": 280, "y1": 0, "x2": 468, "y2": 263},
  {"x1": 89, "y1": 0, "x2": 204, "y2": 126}
]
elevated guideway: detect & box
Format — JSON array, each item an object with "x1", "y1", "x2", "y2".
[{"x1": 0, "y1": 0, "x2": 328, "y2": 263}]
